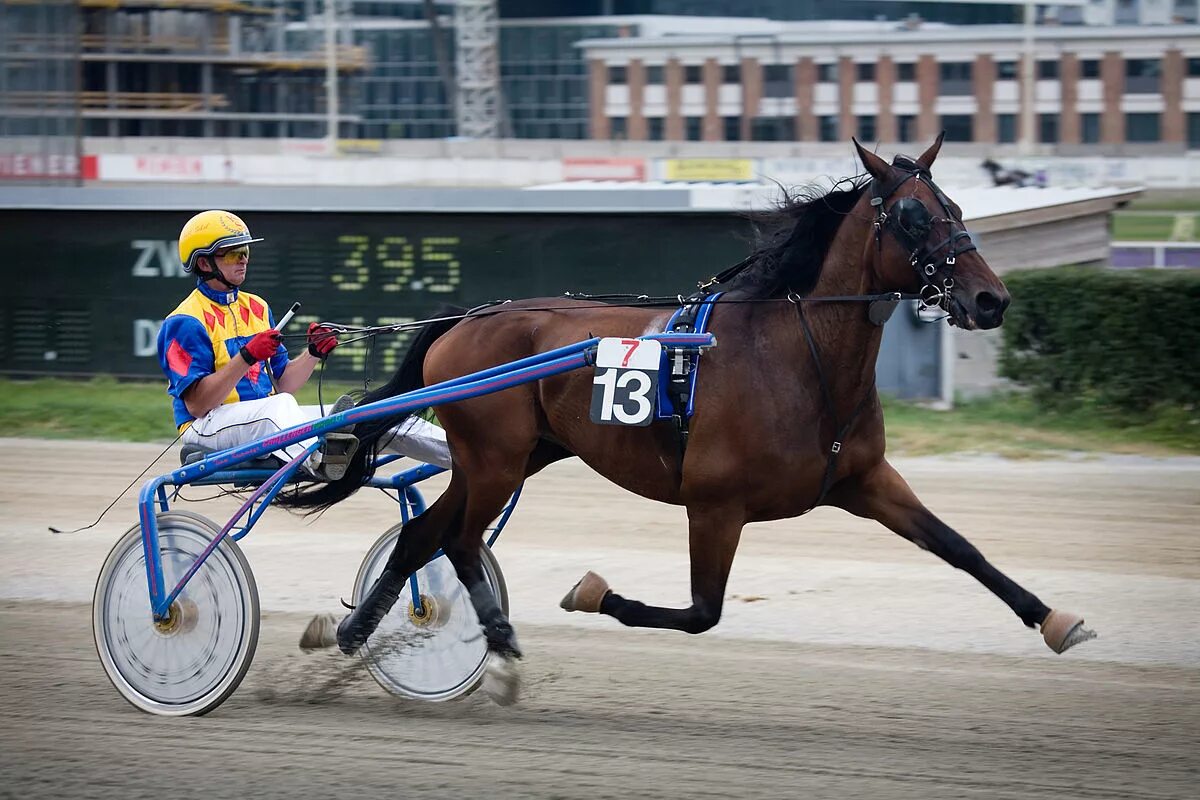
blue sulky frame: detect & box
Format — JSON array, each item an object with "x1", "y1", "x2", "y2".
[{"x1": 136, "y1": 332, "x2": 715, "y2": 621}]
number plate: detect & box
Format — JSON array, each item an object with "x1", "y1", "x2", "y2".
[{"x1": 589, "y1": 338, "x2": 661, "y2": 427}]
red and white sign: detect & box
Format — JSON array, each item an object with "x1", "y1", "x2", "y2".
[
  {"x1": 97, "y1": 154, "x2": 238, "y2": 182},
  {"x1": 0, "y1": 153, "x2": 94, "y2": 180},
  {"x1": 562, "y1": 157, "x2": 645, "y2": 182}
]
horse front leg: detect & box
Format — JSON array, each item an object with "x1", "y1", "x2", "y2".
[
  {"x1": 826, "y1": 460, "x2": 1096, "y2": 654},
  {"x1": 561, "y1": 502, "x2": 744, "y2": 634}
]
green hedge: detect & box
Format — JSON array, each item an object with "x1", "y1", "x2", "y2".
[{"x1": 999, "y1": 266, "x2": 1200, "y2": 414}]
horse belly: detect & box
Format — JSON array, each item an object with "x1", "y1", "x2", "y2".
[{"x1": 538, "y1": 368, "x2": 686, "y2": 505}]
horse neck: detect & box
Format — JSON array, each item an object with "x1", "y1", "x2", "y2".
[{"x1": 798, "y1": 206, "x2": 886, "y2": 405}]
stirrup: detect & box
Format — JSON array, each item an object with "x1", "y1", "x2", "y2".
[{"x1": 316, "y1": 433, "x2": 359, "y2": 481}]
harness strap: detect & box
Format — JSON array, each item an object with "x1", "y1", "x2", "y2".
[{"x1": 794, "y1": 300, "x2": 878, "y2": 513}]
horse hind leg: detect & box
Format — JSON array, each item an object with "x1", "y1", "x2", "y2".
[
  {"x1": 563, "y1": 502, "x2": 745, "y2": 635},
  {"x1": 328, "y1": 477, "x2": 468, "y2": 655}
]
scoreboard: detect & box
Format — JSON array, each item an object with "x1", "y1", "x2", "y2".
[{"x1": 1, "y1": 210, "x2": 752, "y2": 381}]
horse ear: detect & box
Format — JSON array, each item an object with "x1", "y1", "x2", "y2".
[
  {"x1": 852, "y1": 137, "x2": 889, "y2": 181},
  {"x1": 916, "y1": 132, "x2": 945, "y2": 170}
]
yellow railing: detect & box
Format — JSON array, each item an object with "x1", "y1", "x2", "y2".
[{"x1": 2, "y1": 91, "x2": 230, "y2": 112}]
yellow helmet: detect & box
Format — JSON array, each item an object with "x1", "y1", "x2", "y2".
[{"x1": 178, "y1": 210, "x2": 264, "y2": 273}]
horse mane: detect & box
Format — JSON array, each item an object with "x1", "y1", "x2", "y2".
[{"x1": 722, "y1": 179, "x2": 868, "y2": 300}]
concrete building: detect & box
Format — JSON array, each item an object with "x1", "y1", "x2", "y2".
[{"x1": 583, "y1": 21, "x2": 1200, "y2": 152}]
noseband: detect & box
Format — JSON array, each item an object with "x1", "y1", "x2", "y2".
[{"x1": 869, "y1": 156, "x2": 977, "y2": 311}]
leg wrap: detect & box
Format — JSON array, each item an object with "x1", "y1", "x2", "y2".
[{"x1": 336, "y1": 568, "x2": 405, "y2": 655}]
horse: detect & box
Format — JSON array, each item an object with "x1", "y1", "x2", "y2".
[
  {"x1": 285, "y1": 136, "x2": 1096, "y2": 694},
  {"x1": 981, "y1": 158, "x2": 1038, "y2": 188}
]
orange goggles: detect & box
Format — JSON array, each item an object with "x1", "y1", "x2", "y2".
[{"x1": 215, "y1": 245, "x2": 250, "y2": 262}]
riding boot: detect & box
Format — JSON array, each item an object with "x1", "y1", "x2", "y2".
[{"x1": 336, "y1": 567, "x2": 405, "y2": 655}]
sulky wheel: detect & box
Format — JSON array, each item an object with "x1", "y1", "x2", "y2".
[
  {"x1": 353, "y1": 523, "x2": 508, "y2": 702},
  {"x1": 93, "y1": 511, "x2": 259, "y2": 716}
]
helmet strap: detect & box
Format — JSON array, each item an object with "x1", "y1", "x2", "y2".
[{"x1": 194, "y1": 256, "x2": 238, "y2": 291}]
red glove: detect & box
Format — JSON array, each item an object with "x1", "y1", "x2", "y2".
[
  {"x1": 239, "y1": 330, "x2": 282, "y2": 364},
  {"x1": 307, "y1": 322, "x2": 339, "y2": 360}
]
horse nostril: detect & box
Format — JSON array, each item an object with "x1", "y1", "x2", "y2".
[{"x1": 975, "y1": 291, "x2": 998, "y2": 314}]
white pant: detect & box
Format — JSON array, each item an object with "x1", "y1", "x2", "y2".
[{"x1": 181, "y1": 394, "x2": 451, "y2": 469}]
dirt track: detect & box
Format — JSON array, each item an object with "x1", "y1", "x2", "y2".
[{"x1": 1, "y1": 439, "x2": 1198, "y2": 799}]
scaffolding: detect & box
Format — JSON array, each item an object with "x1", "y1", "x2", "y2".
[
  {"x1": 454, "y1": 0, "x2": 499, "y2": 139},
  {"x1": 0, "y1": 0, "x2": 368, "y2": 142},
  {"x1": 0, "y1": 1, "x2": 82, "y2": 184}
]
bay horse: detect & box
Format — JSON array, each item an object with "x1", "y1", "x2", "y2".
[{"x1": 285, "y1": 136, "x2": 1095, "y2": 692}]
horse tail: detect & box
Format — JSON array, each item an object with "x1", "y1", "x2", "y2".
[{"x1": 277, "y1": 305, "x2": 466, "y2": 513}]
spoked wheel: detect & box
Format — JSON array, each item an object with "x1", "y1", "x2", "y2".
[
  {"x1": 354, "y1": 522, "x2": 508, "y2": 702},
  {"x1": 93, "y1": 511, "x2": 259, "y2": 716}
]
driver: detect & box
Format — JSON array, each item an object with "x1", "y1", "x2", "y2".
[{"x1": 156, "y1": 209, "x2": 450, "y2": 477}]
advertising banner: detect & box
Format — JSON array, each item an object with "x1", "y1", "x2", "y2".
[
  {"x1": 0, "y1": 154, "x2": 95, "y2": 181},
  {"x1": 662, "y1": 159, "x2": 755, "y2": 182},
  {"x1": 562, "y1": 157, "x2": 646, "y2": 182}
]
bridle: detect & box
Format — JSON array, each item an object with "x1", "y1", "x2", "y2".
[{"x1": 869, "y1": 155, "x2": 977, "y2": 313}]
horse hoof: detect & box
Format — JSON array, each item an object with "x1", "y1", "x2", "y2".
[
  {"x1": 298, "y1": 613, "x2": 340, "y2": 651},
  {"x1": 481, "y1": 652, "x2": 520, "y2": 706},
  {"x1": 559, "y1": 571, "x2": 610, "y2": 613},
  {"x1": 1041, "y1": 609, "x2": 1098, "y2": 654}
]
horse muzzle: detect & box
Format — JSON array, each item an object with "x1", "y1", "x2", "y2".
[{"x1": 949, "y1": 288, "x2": 1010, "y2": 330}]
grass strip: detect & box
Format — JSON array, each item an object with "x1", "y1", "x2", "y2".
[{"x1": 1, "y1": 377, "x2": 1194, "y2": 457}]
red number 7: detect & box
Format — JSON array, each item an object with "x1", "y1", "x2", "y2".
[{"x1": 620, "y1": 339, "x2": 641, "y2": 367}]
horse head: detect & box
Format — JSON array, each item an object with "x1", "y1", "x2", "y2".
[{"x1": 854, "y1": 136, "x2": 1011, "y2": 330}]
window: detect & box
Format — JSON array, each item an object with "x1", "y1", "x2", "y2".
[
  {"x1": 1189, "y1": 58, "x2": 1200, "y2": 78},
  {"x1": 751, "y1": 116, "x2": 795, "y2": 141},
  {"x1": 897, "y1": 114, "x2": 916, "y2": 142},
  {"x1": 608, "y1": 66, "x2": 626, "y2": 85},
  {"x1": 897, "y1": 62, "x2": 916, "y2": 82},
  {"x1": 1126, "y1": 112, "x2": 1161, "y2": 143},
  {"x1": 857, "y1": 115, "x2": 876, "y2": 142},
  {"x1": 818, "y1": 115, "x2": 839, "y2": 142},
  {"x1": 645, "y1": 65, "x2": 664, "y2": 84},
  {"x1": 997, "y1": 113, "x2": 1017, "y2": 144},
  {"x1": 723, "y1": 64, "x2": 741, "y2": 84},
  {"x1": 764, "y1": 64, "x2": 793, "y2": 98},
  {"x1": 1080, "y1": 59, "x2": 1101, "y2": 79},
  {"x1": 1039, "y1": 113, "x2": 1059, "y2": 143},
  {"x1": 1081, "y1": 113, "x2": 1101, "y2": 144},
  {"x1": 1125, "y1": 58, "x2": 1161, "y2": 93},
  {"x1": 647, "y1": 116, "x2": 664, "y2": 141},
  {"x1": 939, "y1": 62, "x2": 972, "y2": 96},
  {"x1": 856, "y1": 62, "x2": 875, "y2": 82},
  {"x1": 996, "y1": 61, "x2": 1018, "y2": 80},
  {"x1": 723, "y1": 115, "x2": 741, "y2": 141},
  {"x1": 685, "y1": 116, "x2": 702, "y2": 141},
  {"x1": 940, "y1": 114, "x2": 973, "y2": 142},
  {"x1": 610, "y1": 116, "x2": 627, "y2": 140},
  {"x1": 939, "y1": 62, "x2": 972, "y2": 82},
  {"x1": 684, "y1": 65, "x2": 702, "y2": 83},
  {"x1": 817, "y1": 63, "x2": 838, "y2": 83},
  {"x1": 1189, "y1": 113, "x2": 1200, "y2": 149},
  {"x1": 1037, "y1": 60, "x2": 1059, "y2": 80}
]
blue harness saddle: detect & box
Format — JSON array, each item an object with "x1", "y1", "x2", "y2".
[{"x1": 656, "y1": 291, "x2": 721, "y2": 451}]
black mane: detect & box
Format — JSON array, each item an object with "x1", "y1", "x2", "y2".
[{"x1": 722, "y1": 180, "x2": 868, "y2": 300}]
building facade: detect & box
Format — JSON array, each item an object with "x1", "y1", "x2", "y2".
[{"x1": 582, "y1": 23, "x2": 1200, "y2": 150}]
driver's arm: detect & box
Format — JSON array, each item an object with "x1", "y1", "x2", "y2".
[
  {"x1": 275, "y1": 350, "x2": 320, "y2": 395},
  {"x1": 182, "y1": 357, "x2": 253, "y2": 419}
]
